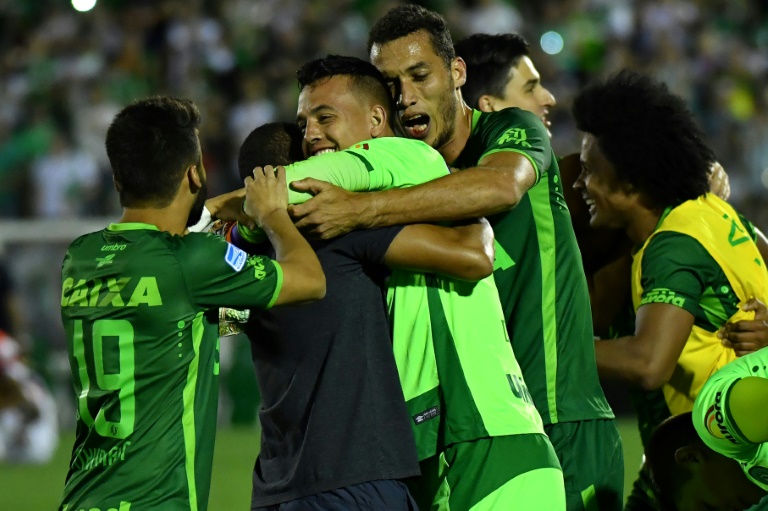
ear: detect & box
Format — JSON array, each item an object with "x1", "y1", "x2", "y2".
[
  {"x1": 112, "y1": 175, "x2": 123, "y2": 192},
  {"x1": 451, "y1": 57, "x2": 467, "y2": 89},
  {"x1": 478, "y1": 95, "x2": 496, "y2": 113},
  {"x1": 674, "y1": 445, "x2": 707, "y2": 468},
  {"x1": 188, "y1": 164, "x2": 203, "y2": 191},
  {"x1": 369, "y1": 104, "x2": 388, "y2": 139}
]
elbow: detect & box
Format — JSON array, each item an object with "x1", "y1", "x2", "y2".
[
  {"x1": 310, "y1": 272, "x2": 327, "y2": 300},
  {"x1": 455, "y1": 251, "x2": 494, "y2": 281},
  {"x1": 493, "y1": 184, "x2": 524, "y2": 212},
  {"x1": 637, "y1": 363, "x2": 673, "y2": 391}
]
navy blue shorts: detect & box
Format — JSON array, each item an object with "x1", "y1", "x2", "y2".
[{"x1": 253, "y1": 479, "x2": 419, "y2": 511}]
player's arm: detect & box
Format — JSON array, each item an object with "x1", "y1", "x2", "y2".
[
  {"x1": 291, "y1": 151, "x2": 537, "y2": 239},
  {"x1": 728, "y1": 375, "x2": 768, "y2": 444},
  {"x1": 595, "y1": 232, "x2": 705, "y2": 388},
  {"x1": 291, "y1": 110, "x2": 549, "y2": 239},
  {"x1": 244, "y1": 166, "x2": 325, "y2": 305},
  {"x1": 595, "y1": 303, "x2": 694, "y2": 389},
  {"x1": 383, "y1": 218, "x2": 494, "y2": 281}
]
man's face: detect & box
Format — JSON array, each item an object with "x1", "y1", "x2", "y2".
[
  {"x1": 297, "y1": 75, "x2": 374, "y2": 158},
  {"x1": 370, "y1": 30, "x2": 462, "y2": 150},
  {"x1": 489, "y1": 56, "x2": 556, "y2": 137},
  {"x1": 573, "y1": 133, "x2": 633, "y2": 229},
  {"x1": 678, "y1": 451, "x2": 766, "y2": 511}
]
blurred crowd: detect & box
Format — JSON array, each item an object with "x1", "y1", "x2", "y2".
[{"x1": 1, "y1": 0, "x2": 767, "y2": 226}]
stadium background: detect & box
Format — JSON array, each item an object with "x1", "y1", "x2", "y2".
[{"x1": 1, "y1": 0, "x2": 767, "y2": 508}]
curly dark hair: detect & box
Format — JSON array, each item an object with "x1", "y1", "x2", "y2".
[
  {"x1": 106, "y1": 96, "x2": 201, "y2": 208},
  {"x1": 367, "y1": 4, "x2": 455, "y2": 67},
  {"x1": 454, "y1": 33, "x2": 530, "y2": 110},
  {"x1": 297, "y1": 54, "x2": 394, "y2": 115},
  {"x1": 238, "y1": 122, "x2": 304, "y2": 181},
  {"x1": 572, "y1": 70, "x2": 714, "y2": 210}
]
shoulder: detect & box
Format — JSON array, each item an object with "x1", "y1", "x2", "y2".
[{"x1": 643, "y1": 231, "x2": 711, "y2": 266}]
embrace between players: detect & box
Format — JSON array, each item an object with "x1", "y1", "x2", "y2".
[{"x1": 58, "y1": 4, "x2": 768, "y2": 511}]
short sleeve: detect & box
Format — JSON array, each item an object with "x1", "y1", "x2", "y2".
[
  {"x1": 638, "y1": 232, "x2": 713, "y2": 317},
  {"x1": 176, "y1": 233, "x2": 282, "y2": 310},
  {"x1": 693, "y1": 363, "x2": 756, "y2": 461},
  {"x1": 477, "y1": 108, "x2": 552, "y2": 184},
  {"x1": 335, "y1": 226, "x2": 405, "y2": 265}
]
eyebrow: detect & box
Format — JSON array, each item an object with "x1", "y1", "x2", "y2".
[
  {"x1": 524, "y1": 78, "x2": 539, "y2": 89},
  {"x1": 296, "y1": 104, "x2": 336, "y2": 122},
  {"x1": 405, "y1": 62, "x2": 430, "y2": 74}
]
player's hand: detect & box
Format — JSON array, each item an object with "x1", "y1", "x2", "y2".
[
  {"x1": 244, "y1": 165, "x2": 288, "y2": 227},
  {"x1": 205, "y1": 187, "x2": 256, "y2": 229},
  {"x1": 720, "y1": 298, "x2": 768, "y2": 356},
  {"x1": 288, "y1": 178, "x2": 362, "y2": 239},
  {"x1": 708, "y1": 161, "x2": 731, "y2": 201}
]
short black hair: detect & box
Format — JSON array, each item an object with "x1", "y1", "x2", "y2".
[
  {"x1": 646, "y1": 412, "x2": 700, "y2": 511},
  {"x1": 454, "y1": 33, "x2": 530, "y2": 109},
  {"x1": 106, "y1": 96, "x2": 201, "y2": 208},
  {"x1": 297, "y1": 54, "x2": 394, "y2": 115},
  {"x1": 238, "y1": 122, "x2": 304, "y2": 181},
  {"x1": 572, "y1": 70, "x2": 714, "y2": 210},
  {"x1": 367, "y1": 4, "x2": 455, "y2": 67}
]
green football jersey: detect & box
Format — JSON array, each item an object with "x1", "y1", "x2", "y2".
[
  {"x1": 693, "y1": 348, "x2": 768, "y2": 492},
  {"x1": 59, "y1": 223, "x2": 282, "y2": 511},
  {"x1": 452, "y1": 108, "x2": 613, "y2": 425},
  {"x1": 388, "y1": 272, "x2": 544, "y2": 460}
]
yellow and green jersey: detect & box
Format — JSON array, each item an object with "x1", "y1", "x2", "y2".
[
  {"x1": 59, "y1": 223, "x2": 281, "y2": 511},
  {"x1": 632, "y1": 193, "x2": 768, "y2": 417},
  {"x1": 693, "y1": 348, "x2": 768, "y2": 491},
  {"x1": 452, "y1": 108, "x2": 614, "y2": 425}
]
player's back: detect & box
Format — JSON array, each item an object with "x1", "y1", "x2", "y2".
[
  {"x1": 388, "y1": 269, "x2": 544, "y2": 460},
  {"x1": 59, "y1": 223, "x2": 274, "y2": 511}
]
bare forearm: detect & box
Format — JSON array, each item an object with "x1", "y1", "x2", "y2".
[
  {"x1": 359, "y1": 168, "x2": 521, "y2": 228},
  {"x1": 261, "y1": 210, "x2": 316, "y2": 265},
  {"x1": 595, "y1": 336, "x2": 661, "y2": 389}
]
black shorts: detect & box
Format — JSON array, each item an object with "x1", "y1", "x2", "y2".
[{"x1": 253, "y1": 480, "x2": 419, "y2": 511}]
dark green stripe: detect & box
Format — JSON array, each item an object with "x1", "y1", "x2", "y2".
[
  {"x1": 348, "y1": 151, "x2": 374, "y2": 172},
  {"x1": 425, "y1": 274, "x2": 488, "y2": 443}
]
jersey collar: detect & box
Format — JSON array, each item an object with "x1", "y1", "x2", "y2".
[{"x1": 107, "y1": 222, "x2": 160, "y2": 232}]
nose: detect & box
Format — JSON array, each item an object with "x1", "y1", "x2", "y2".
[
  {"x1": 539, "y1": 86, "x2": 556, "y2": 109},
  {"x1": 573, "y1": 166, "x2": 585, "y2": 191},
  {"x1": 398, "y1": 81, "x2": 417, "y2": 110}
]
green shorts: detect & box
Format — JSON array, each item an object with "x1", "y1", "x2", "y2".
[
  {"x1": 407, "y1": 433, "x2": 565, "y2": 511},
  {"x1": 544, "y1": 419, "x2": 624, "y2": 511}
]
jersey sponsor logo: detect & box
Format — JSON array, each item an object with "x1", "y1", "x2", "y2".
[
  {"x1": 246, "y1": 255, "x2": 268, "y2": 280},
  {"x1": 496, "y1": 128, "x2": 532, "y2": 148},
  {"x1": 704, "y1": 391, "x2": 738, "y2": 444},
  {"x1": 96, "y1": 254, "x2": 116, "y2": 269},
  {"x1": 62, "y1": 276, "x2": 163, "y2": 308},
  {"x1": 63, "y1": 501, "x2": 131, "y2": 511},
  {"x1": 507, "y1": 373, "x2": 534, "y2": 405},
  {"x1": 72, "y1": 441, "x2": 132, "y2": 472},
  {"x1": 101, "y1": 243, "x2": 127, "y2": 251},
  {"x1": 225, "y1": 243, "x2": 247, "y2": 272},
  {"x1": 640, "y1": 288, "x2": 686, "y2": 308},
  {"x1": 413, "y1": 406, "x2": 440, "y2": 425}
]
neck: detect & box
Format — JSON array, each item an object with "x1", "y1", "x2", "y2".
[
  {"x1": 625, "y1": 206, "x2": 663, "y2": 245},
  {"x1": 438, "y1": 99, "x2": 473, "y2": 165},
  {"x1": 120, "y1": 203, "x2": 190, "y2": 236}
]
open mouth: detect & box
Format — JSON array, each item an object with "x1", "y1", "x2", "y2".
[
  {"x1": 582, "y1": 195, "x2": 596, "y2": 215},
  {"x1": 312, "y1": 147, "x2": 336, "y2": 157},
  {"x1": 401, "y1": 113, "x2": 431, "y2": 139}
]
